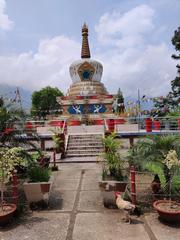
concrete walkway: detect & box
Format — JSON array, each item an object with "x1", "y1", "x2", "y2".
[{"x1": 0, "y1": 162, "x2": 179, "y2": 240}]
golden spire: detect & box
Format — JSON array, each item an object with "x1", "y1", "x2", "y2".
[{"x1": 81, "y1": 23, "x2": 91, "y2": 59}]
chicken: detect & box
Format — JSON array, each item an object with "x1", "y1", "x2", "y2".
[
  {"x1": 151, "y1": 174, "x2": 161, "y2": 194},
  {"x1": 115, "y1": 191, "x2": 136, "y2": 224}
]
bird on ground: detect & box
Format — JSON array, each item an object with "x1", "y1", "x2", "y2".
[
  {"x1": 151, "y1": 174, "x2": 161, "y2": 194},
  {"x1": 115, "y1": 191, "x2": 140, "y2": 224}
]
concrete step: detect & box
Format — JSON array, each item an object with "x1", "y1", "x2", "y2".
[
  {"x1": 66, "y1": 151, "x2": 103, "y2": 156},
  {"x1": 67, "y1": 143, "x2": 103, "y2": 147},
  {"x1": 66, "y1": 153, "x2": 101, "y2": 157},
  {"x1": 66, "y1": 134, "x2": 104, "y2": 158},
  {"x1": 67, "y1": 144, "x2": 104, "y2": 150},
  {"x1": 68, "y1": 140, "x2": 103, "y2": 145},
  {"x1": 69, "y1": 135, "x2": 102, "y2": 140}
]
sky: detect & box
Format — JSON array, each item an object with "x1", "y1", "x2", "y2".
[{"x1": 0, "y1": 0, "x2": 180, "y2": 98}]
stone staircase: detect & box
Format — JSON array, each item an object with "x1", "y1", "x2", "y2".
[{"x1": 66, "y1": 134, "x2": 104, "y2": 157}]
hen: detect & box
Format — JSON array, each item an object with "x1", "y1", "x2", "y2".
[
  {"x1": 115, "y1": 191, "x2": 136, "y2": 224},
  {"x1": 151, "y1": 174, "x2": 161, "y2": 194}
]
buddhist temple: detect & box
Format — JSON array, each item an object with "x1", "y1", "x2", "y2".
[{"x1": 57, "y1": 24, "x2": 114, "y2": 123}]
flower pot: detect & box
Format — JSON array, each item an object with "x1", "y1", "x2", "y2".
[
  {"x1": 0, "y1": 203, "x2": 17, "y2": 226},
  {"x1": 153, "y1": 200, "x2": 180, "y2": 222},
  {"x1": 145, "y1": 118, "x2": 152, "y2": 132},
  {"x1": 154, "y1": 120, "x2": 161, "y2": 130},
  {"x1": 23, "y1": 177, "x2": 53, "y2": 204},
  {"x1": 178, "y1": 118, "x2": 180, "y2": 130}
]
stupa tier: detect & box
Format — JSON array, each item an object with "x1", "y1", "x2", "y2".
[{"x1": 57, "y1": 24, "x2": 114, "y2": 120}]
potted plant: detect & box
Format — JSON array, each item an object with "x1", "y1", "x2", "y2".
[
  {"x1": 98, "y1": 133, "x2": 128, "y2": 208},
  {"x1": 0, "y1": 147, "x2": 24, "y2": 225},
  {"x1": 128, "y1": 135, "x2": 180, "y2": 222},
  {"x1": 51, "y1": 128, "x2": 65, "y2": 157},
  {"x1": 153, "y1": 150, "x2": 180, "y2": 222},
  {"x1": 23, "y1": 163, "x2": 53, "y2": 206},
  {"x1": 31, "y1": 151, "x2": 51, "y2": 168}
]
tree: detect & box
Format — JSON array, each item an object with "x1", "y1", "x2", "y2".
[
  {"x1": 151, "y1": 27, "x2": 180, "y2": 117},
  {"x1": 170, "y1": 26, "x2": 180, "y2": 107},
  {"x1": 31, "y1": 86, "x2": 63, "y2": 119},
  {"x1": 113, "y1": 88, "x2": 125, "y2": 114}
]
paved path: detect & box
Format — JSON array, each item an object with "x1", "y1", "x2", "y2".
[{"x1": 0, "y1": 162, "x2": 179, "y2": 240}]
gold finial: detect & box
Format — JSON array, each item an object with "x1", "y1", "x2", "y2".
[{"x1": 81, "y1": 23, "x2": 91, "y2": 58}]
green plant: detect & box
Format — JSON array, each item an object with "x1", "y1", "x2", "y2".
[
  {"x1": 102, "y1": 133, "x2": 125, "y2": 181},
  {"x1": 128, "y1": 135, "x2": 180, "y2": 194},
  {"x1": 0, "y1": 147, "x2": 24, "y2": 211},
  {"x1": 28, "y1": 166, "x2": 51, "y2": 182},
  {"x1": 50, "y1": 128, "x2": 64, "y2": 153}
]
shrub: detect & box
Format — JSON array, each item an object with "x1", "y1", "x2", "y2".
[{"x1": 28, "y1": 166, "x2": 51, "y2": 182}]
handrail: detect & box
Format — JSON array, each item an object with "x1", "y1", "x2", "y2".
[
  {"x1": 103, "y1": 119, "x2": 108, "y2": 132},
  {"x1": 62, "y1": 120, "x2": 67, "y2": 134}
]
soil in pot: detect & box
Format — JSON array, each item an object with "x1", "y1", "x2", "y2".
[
  {"x1": 0, "y1": 204, "x2": 17, "y2": 226},
  {"x1": 157, "y1": 201, "x2": 180, "y2": 213},
  {"x1": 153, "y1": 200, "x2": 180, "y2": 222}
]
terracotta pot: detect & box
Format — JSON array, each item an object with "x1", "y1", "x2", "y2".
[
  {"x1": 154, "y1": 120, "x2": 161, "y2": 130},
  {"x1": 40, "y1": 183, "x2": 51, "y2": 193},
  {"x1": 145, "y1": 118, "x2": 152, "y2": 132},
  {"x1": 0, "y1": 203, "x2": 17, "y2": 226},
  {"x1": 178, "y1": 118, "x2": 180, "y2": 130},
  {"x1": 153, "y1": 200, "x2": 180, "y2": 222}
]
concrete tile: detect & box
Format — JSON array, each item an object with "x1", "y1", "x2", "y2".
[
  {"x1": 60, "y1": 163, "x2": 100, "y2": 170},
  {"x1": 73, "y1": 213, "x2": 150, "y2": 240},
  {"x1": 0, "y1": 212, "x2": 70, "y2": 240},
  {"x1": 78, "y1": 191, "x2": 104, "y2": 211},
  {"x1": 81, "y1": 178, "x2": 101, "y2": 190},
  {"x1": 54, "y1": 169, "x2": 81, "y2": 180},
  {"x1": 49, "y1": 189, "x2": 76, "y2": 211},
  {"x1": 145, "y1": 213, "x2": 180, "y2": 240},
  {"x1": 53, "y1": 178, "x2": 80, "y2": 190}
]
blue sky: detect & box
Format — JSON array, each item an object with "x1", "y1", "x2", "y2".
[{"x1": 0, "y1": 0, "x2": 180, "y2": 97}]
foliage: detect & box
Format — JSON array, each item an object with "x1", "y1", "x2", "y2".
[
  {"x1": 0, "y1": 147, "x2": 25, "y2": 210},
  {"x1": 128, "y1": 135, "x2": 180, "y2": 168},
  {"x1": 151, "y1": 26, "x2": 180, "y2": 116},
  {"x1": 30, "y1": 151, "x2": 50, "y2": 168},
  {"x1": 128, "y1": 135, "x2": 180, "y2": 194},
  {"x1": 50, "y1": 128, "x2": 64, "y2": 153},
  {"x1": 113, "y1": 88, "x2": 125, "y2": 114},
  {"x1": 27, "y1": 165, "x2": 51, "y2": 183},
  {"x1": 0, "y1": 99, "x2": 38, "y2": 152},
  {"x1": 102, "y1": 133, "x2": 124, "y2": 181},
  {"x1": 31, "y1": 86, "x2": 63, "y2": 119}
]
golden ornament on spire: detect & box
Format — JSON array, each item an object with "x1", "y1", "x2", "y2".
[{"x1": 81, "y1": 23, "x2": 91, "y2": 58}]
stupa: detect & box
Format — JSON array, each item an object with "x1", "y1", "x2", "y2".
[{"x1": 57, "y1": 24, "x2": 114, "y2": 122}]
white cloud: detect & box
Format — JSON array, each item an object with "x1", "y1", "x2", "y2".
[
  {"x1": 0, "y1": 0, "x2": 13, "y2": 30},
  {"x1": 0, "y1": 36, "x2": 80, "y2": 93},
  {"x1": 94, "y1": 4, "x2": 176, "y2": 97},
  {"x1": 0, "y1": 4, "x2": 177, "y2": 98},
  {"x1": 95, "y1": 5, "x2": 155, "y2": 47}
]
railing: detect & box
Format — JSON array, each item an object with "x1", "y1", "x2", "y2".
[{"x1": 3, "y1": 116, "x2": 180, "y2": 136}]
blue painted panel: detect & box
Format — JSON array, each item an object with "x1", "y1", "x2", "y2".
[
  {"x1": 89, "y1": 104, "x2": 107, "y2": 114},
  {"x1": 68, "y1": 105, "x2": 84, "y2": 114}
]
